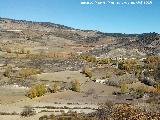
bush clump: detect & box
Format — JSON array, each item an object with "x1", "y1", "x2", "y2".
[
  {"x1": 39, "y1": 103, "x2": 160, "y2": 120},
  {"x1": 3, "y1": 65, "x2": 12, "y2": 78},
  {"x1": 120, "y1": 82, "x2": 128, "y2": 94},
  {"x1": 71, "y1": 80, "x2": 80, "y2": 92},
  {"x1": 27, "y1": 84, "x2": 46, "y2": 99},
  {"x1": 6, "y1": 48, "x2": 12, "y2": 53},
  {"x1": 154, "y1": 84, "x2": 160, "y2": 93},
  {"x1": 82, "y1": 66, "x2": 92, "y2": 78},
  {"x1": 50, "y1": 83, "x2": 59, "y2": 93},
  {"x1": 21, "y1": 106, "x2": 35, "y2": 117},
  {"x1": 19, "y1": 68, "x2": 41, "y2": 78}
]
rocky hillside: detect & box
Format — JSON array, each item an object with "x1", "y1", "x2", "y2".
[
  {"x1": 0, "y1": 17, "x2": 159, "y2": 56},
  {"x1": 0, "y1": 17, "x2": 104, "y2": 43}
]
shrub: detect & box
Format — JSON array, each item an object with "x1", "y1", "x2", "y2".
[
  {"x1": 71, "y1": 80, "x2": 80, "y2": 92},
  {"x1": 27, "y1": 84, "x2": 46, "y2": 99},
  {"x1": 27, "y1": 86, "x2": 37, "y2": 99},
  {"x1": 3, "y1": 65, "x2": 12, "y2": 78},
  {"x1": 19, "y1": 68, "x2": 41, "y2": 78},
  {"x1": 21, "y1": 106, "x2": 35, "y2": 117},
  {"x1": 39, "y1": 115, "x2": 50, "y2": 120},
  {"x1": 79, "y1": 54, "x2": 96, "y2": 63},
  {"x1": 26, "y1": 50, "x2": 31, "y2": 54},
  {"x1": 36, "y1": 84, "x2": 46, "y2": 97},
  {"x1": 38, "y1": 103, "x2": 160, "y2": 120},
  {"x1": 82, "y1": 66, "x2": 92, "y2": 78},
  {"x1": 135, "y1": 85, "x2": 153, "y2": 95},
  {"x1": 51, "y1": 83, "x2": 59, "y2": 93},
  {"x1": 120, "y1": 82, "x2": 128, "y2": 94},
  {"x1": 20, "y1": 48, "x2": 25, "y2": 54},
  {"x1": 154, "y1": 84, "x2": 160, "y2": 93},
  {"x1": 124, "y1": 59, "x2": 137, "y2": 71},
  {"x1": 96, "y1": 58, "x2": 111, "y2": 64},
  {"x1": 146, "y1": 55, "x2": 159, "y2": 69},
  {"x1": 116, "y1": 70, "x2": 126, "y2": 76},
  {"x1": 118, "y1": 62, "x2": 125, "y2": 70},
  {"x1": 6, "y1": 48, "x2": 11, "y2": 53},
  {"x1": 79, "y1": 54, "x2": 111, "y2": 64}
]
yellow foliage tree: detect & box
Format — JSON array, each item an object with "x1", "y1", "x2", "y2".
[
  {"x1": 27, "y1": 84, "x2": 46, "y2": 99},
  {"x1": 27, "y1": 87, "x2": 37, "y2": 99}
]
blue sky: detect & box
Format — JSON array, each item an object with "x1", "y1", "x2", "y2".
[{"x1": 0, "y1": 0, "x2": 159, "y2": 33}]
